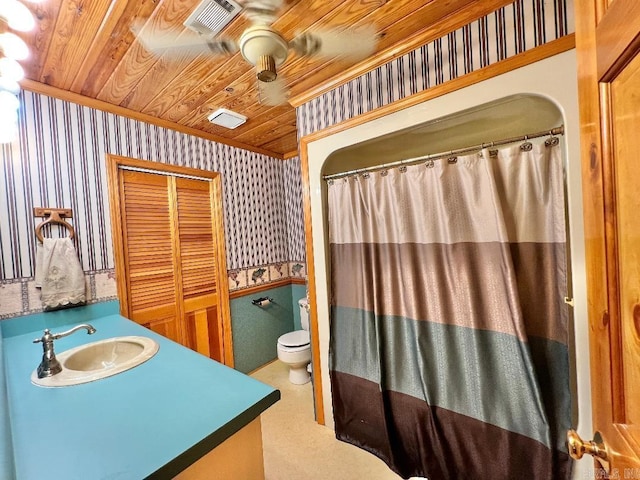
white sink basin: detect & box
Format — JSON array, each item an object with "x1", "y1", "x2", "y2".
[{"x1": 32, "y1": 336, "x2": 159, "y2": 387}]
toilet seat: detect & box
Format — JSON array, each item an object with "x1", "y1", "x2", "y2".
[{"x1": 278, "y1": 330, "x2": 310, "y2": 348}]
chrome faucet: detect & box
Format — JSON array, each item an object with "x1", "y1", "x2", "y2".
[{"x1": 33, "y1": 324, "x2": 97, "y2": 378}]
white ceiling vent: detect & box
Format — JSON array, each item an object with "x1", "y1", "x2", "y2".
[
  {"x1": 208, "y1": 108, "x2": 247, "y2": 129},
  {"x1": 183, "y1": 0, "x2": 242, "y2": 36}
]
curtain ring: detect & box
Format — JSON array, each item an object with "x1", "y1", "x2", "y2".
[
  {"x1": 327, "y1": 179, "x2": 334, "y2": 185},
  {"x1": 447, "y1": 156, "x2": 458, "y2": 164},
  {"x1": 362, "y1": 172, "x2": 370, "y2": 179},
  {"x1": 545, "y1": 136, "x2": 559, "y2": 147},
  {"x1": 399, "y1": 166, "x2": 407, "y2": 173},
  {"x1": 520, "y1": 142, "x2": 533, "y2": 151},
  {"x1": 380, "y1": 170, "x2": 389, "y2": 177},
  {"x1": 425, "y1": 159, "x2": 435, "y2": 168}
]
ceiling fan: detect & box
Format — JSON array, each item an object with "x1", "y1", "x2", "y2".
[{"x1": 132, "y1": 0, "x2": 378, "y2": 106}]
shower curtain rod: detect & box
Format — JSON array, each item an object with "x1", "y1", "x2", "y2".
[{"x1": 322, "y1": 125, "x2": 565, "y2": 181}]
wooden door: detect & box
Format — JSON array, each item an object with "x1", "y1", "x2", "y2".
[
  {"x1": 571, "y1": 0, "x2": 640, "y2": 475},
  {"x1": 107, "y1": 155, "x2": 234, "y2": 366},
  {"x1": 174, "y1": 177, "x2": 226, "y2": 360},
  {"x1": 118, "y1": 170, "x2": 182, "y2": 343}
]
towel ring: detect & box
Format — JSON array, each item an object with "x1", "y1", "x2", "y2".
[{"x1": 35, "y1": 210, "x2": 75, "y2": 243}]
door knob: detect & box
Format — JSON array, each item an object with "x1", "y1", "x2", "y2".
[{"x1": 567, "y1": 429, "x2": 610, "y2": 473}]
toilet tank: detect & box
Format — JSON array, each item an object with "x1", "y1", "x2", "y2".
[{"x1": 299, "y1": 298, "x2": 309, "y2": 331}]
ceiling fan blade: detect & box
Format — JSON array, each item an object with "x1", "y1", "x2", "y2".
[
  {"x1": 132, "y1": 22, "x2": 238, "y2": 58},
  {"x1": 290, "y1": 26, "x2": 378, "y2": 62},
  {"x1": 241, "y1": 0, "x2": 284, "y2": 25},
  {"x1": 257, "y1": 77, "x2": 289, "y2": 106}
]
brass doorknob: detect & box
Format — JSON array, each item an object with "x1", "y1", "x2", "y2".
[{"x1": 567, "y1": 429, "x2": 610, "y2": 473}]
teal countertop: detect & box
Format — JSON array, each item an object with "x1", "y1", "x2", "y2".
[{"x1": 1, "y1": 309, "x2": 280, "y2": 479}]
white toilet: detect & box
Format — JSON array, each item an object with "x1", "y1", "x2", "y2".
[{"x1": 277, "y1": 298, "x2": 311, "y2": 384}]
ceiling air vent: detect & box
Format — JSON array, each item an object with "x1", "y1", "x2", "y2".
[
  {"x1": 183, "y1": 0, "x2": 242, "y2": 36},
  {"x1": 208, "y1": 108, "x2": 247, "y2": 129}
]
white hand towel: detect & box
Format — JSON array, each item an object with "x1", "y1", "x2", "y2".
[
  {"x1": 36, "y1": 238, "x2": 86, "y2": 310},
  {"x1": 35, "y1": 241, "x2": 44, "y2": 288}
]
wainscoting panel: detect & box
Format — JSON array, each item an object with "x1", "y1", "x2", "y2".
[{"x1": 231, "y1": 284, "x2": 296, "y2": 374}]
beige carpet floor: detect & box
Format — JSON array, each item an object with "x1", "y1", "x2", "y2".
[{"x1": 251, "y1": 361, "x2": 401, "y2": 480}]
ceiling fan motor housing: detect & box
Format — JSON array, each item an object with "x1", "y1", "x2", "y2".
[
  {"x1": 256, "y1": 55, "x2": 277, "y2": 82},
  {"x1": 239, "y1": 25, "x2": 289, "y2": 81}
]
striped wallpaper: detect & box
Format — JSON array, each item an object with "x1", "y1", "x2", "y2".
[
  {"x1": 296, "y1": 0, "x2": 574, "y2": 137},
  {"x1": 0, "y1": 90, "x2": 306, "y2": 283},
  {"x1": 284, "y1": 157, "x2": 306, "y2": 262}
]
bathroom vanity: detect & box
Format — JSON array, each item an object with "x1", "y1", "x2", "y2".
[{"x1": 0, "y1": 302, "x2": 280, "y2": 479}]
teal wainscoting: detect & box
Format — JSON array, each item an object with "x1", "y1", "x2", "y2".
[{"x1": 231, "y1": 284, "x2": 298, "y2": 374}]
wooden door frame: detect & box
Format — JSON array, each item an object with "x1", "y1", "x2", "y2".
[{"x1": 106, "y1": 154, "x2": 234, "y2": 367}]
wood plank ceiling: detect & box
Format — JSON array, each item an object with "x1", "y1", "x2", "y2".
[{"x1": 16, "y1": 0, "x2": 514, "y2": 158}]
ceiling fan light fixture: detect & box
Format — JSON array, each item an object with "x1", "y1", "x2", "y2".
[
  {"x1": 0, "y1": 57, "x2": 25, "y2": 82},
  {"x1": 0, "y1": 0, "x2": 35, "y2": 32},
  {"x1": 207, "y1": 107, "x2": 247, "y2": 129},
  {"x1": 256, "y1": 55, "x2": 277, "y2": 82},
  {"x1": 239, "y1": 25, "x2": 288, "y2": 67},
  {"x1": 0, "y1": 33, "x2": 29, "y2": 60}
]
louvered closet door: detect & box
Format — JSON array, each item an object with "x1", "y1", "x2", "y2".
[
  {"x1": 174, "y1": 178, "x2": 223, "y2": 360},
  {"x1": 119, "y1": 170, "x2": 183, "y2": 344},
  {"x1": 109, "y1": 156, "x2": 233, "y2": 366}
]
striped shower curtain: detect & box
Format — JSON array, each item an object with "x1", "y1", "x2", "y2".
[{"x1": 327, "y1": 142, "x2": 573, "y2": 479}]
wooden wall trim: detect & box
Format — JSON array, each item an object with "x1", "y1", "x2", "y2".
[
  {"x1": 106, "y1": 154, "x2": 130, "y2": 318},
  {"x1": 300, "y1": 143, "x2": 324, "y2": 426},
  {"x1": 282, "y1": 150, "x2": 300, "y2": 160},
  {"x1": 300, "y1": 34, "x2": 575, "y2": 145},
  {"x1": 229, "y1": 278, "x2": 304, "y2": 299},
  {"x1": 577, "y1": 0, "x2": 623, "y2": 431},
  {"x1": 212, "y1": 174, "x2": 235, "y2": 368},
  {"x1": 19, "y1": 79, "x2": 283, "y2": 160},
  {"x1": 107, "y1": 154, "x2": 221, "y2": 179},
  {"x1": 289, "y1": 0, "x2": 516, "y2": 107}
]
